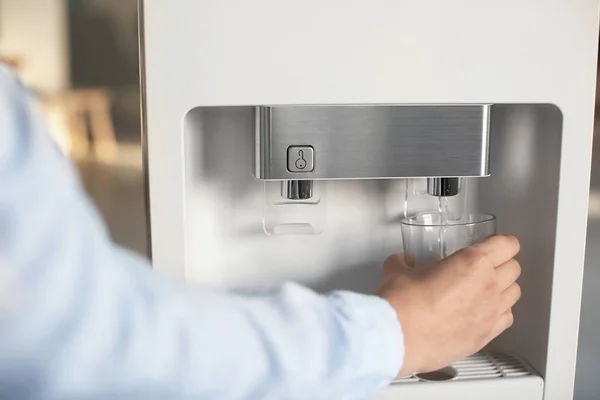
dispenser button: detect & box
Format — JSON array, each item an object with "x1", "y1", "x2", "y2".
[{"x1": 287, "y1": 146, "x2": 314, "y2": 172}]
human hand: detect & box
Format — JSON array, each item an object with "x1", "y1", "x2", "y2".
[{"x1": 376, "y1": 235, "x2": 522, "y2": 377}]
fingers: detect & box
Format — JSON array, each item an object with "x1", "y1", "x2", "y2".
[
  {"x1": 403, "y1": 253, "x2": 415, "y2": 268},
  {"x1": 487, "y1": 310, "x2": 515, "y2": 342},
  {"x1": 471, "y1": 235, "x2": 520, "y2": 268},
  {"x1": 499, "y1": 283, "x2": 522, "y2": 312},
  {"x1": 383, "y1": 253, "x2": 413, "y2": 277},
  {"x1": 495, "y1": 259, "x2": 521, "y2": 291}
]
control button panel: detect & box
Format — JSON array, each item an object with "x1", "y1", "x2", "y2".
[{"x1": 287, "y1": 146, "x2": 314, "y2": 173}]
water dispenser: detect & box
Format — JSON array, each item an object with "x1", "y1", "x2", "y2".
[{"x1": 139, "y1": 1, "x2": 599, "y2": 399}]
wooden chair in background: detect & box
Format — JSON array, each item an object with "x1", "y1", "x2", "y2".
[
  {"x1": 42, "y1": 88, "x2": 118, "y2": 162},
  {"x1": 1, "y1": 54, "x2": 117, "y2": 162}
]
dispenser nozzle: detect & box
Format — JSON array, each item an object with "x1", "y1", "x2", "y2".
[
  {"x1": 427, "y1": 177, "x2": 462, "y2": 197},
  {"x1": 282, "y1": 180, "x2": 313, "y2": 200}
]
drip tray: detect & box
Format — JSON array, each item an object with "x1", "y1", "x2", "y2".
[
  {"x1": 374, "y1": 351, "x2": 544, "y2": 400},
  {"x1": 393, "y1": 351, "x2": 535, "y2": 383}
]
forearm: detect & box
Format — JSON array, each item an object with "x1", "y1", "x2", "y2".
[{"x1": 1, "y1": 217, "x2": 402, "y2": 399}]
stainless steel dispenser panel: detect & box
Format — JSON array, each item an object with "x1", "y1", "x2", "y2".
[{"x1": 255, "y1": 105, "x2": 491, "y2": 180}]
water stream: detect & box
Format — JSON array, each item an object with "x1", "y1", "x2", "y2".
[{"x1": 438, "y1": 196, "x2": 450, "y2": 259}]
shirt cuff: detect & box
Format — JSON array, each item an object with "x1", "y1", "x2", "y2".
[{"x1": 328, "y1": 291, "x2": 404, "y2": 391}]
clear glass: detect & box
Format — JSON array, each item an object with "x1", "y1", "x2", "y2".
[{"x1": 401, "y1": 212, "x2": 497, "y2": 267}]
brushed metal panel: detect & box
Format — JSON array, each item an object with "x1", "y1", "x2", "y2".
[{"x1": 255, "y1": 105, "x2": 491, "y2": 180}]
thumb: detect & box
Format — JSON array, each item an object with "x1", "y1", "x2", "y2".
[{"x1": 383, "y1": 253, "x2": 415, "y2": 277}]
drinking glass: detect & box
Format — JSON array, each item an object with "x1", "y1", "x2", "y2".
[{"x1": 400, "y1": 212, "x2": 497, "y2": 267}]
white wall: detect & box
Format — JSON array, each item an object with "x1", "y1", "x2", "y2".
[{"x1": 0, "y1": 0, "x2": 69, "y2": 92}]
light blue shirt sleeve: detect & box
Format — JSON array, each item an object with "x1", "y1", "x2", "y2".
[{"x1": 0, "y1": 66, "x2": 403, "y2": 400}]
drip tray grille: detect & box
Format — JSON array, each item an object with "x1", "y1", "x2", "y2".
[{"x1": 392, "y1": 351, "x2": 535, "y2": 384}]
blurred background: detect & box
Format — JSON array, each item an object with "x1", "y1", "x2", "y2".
[
  {"x1": 0, "y1": 0, "x2": 599, "y2": 398},
  {"x1": 0, "y1": 0, "x2": 147, "y2": 255}
]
